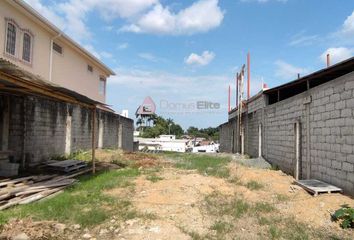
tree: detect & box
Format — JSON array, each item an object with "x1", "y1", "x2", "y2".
[{"x1": 139, "y1": 115, "x2": 184, "y2": 138}]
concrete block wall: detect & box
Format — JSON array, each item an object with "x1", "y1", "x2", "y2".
[
  {"x1": 120, "y1": 116, "x2": 134, "y2": 152},
  {"x1": 0, "y1": 94, "x2": 134, "y2": 167},
  {"x1": 263, "y1": 94, "x2": 307, "y2": 175},
  {"x1": 307, "y1": 72, "x2": 354, "y2": 193},
  {"x1": 219, "y1": 122, "x2": 233, "y2": 153},
  {"x1": 219, "y1": 71, "x2": 354, "y2": 195}
]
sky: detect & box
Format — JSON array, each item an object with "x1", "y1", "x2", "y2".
[{"x1": 25, "y1": 0, "x2": 354, "y2": 129}]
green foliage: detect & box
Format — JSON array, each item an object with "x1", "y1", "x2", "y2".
[
  {"x1": 210, "y1": 221, "x2": 233, "y2": 235},
  {"x1": 269, "y1": 225, "x2": 282, "y2": 240},
  {"x1": 245, "y1": 180, "x2": 264, "y2": 190},
  {"x1": 0, "y1": 168, "x2": 140, "y2": 227},
  {"x1": 146, "y1": 174, "x2": 164, "y2": 182},
  {"x1": 186, "y1": 126, "x2": 219, "y2": 141},
  {"x1": 170, "y1": 153, "x2": 231, "y2": 178},
  {"x1": 332, "y1": 204, "x2": 354, "y2": 229},
  {"x1": 140, "y1": 114, "x2": 184, "y2": 138}
]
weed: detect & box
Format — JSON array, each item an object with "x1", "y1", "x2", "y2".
[
  {"x1": 269, "y1": 225, "x2": 282, "y2": 239},
  {"x1": 332, "y1": 204, "x2": 354, "y2": 229},
  {"x1": 210, "y1": 221, "x2": 233, "y2": 234},
  {"x1": 245, "y1": 180, "x2": 264, "y2": 190},
  {"x1": 275, "y1": 193, "x2": 290, "y2": 202},
  {"x1": 253, "y1": 202, "x2": 275, "y2": 213},
  {"x1": 171, "y1": 154, "x2": 231, "y2": 178},
  {"x1": 0, "y1": 168, "x2": 140, "y2": 227},
  {"x1": 227, "y1": 176, "x2": 242, "y2": 185},
  {"x1": 146, "y1": 174, "x2": 164, "y2": 183},
  {"x1": 204, "y1": 193, "x2": 250, "y2": 219},
  {"x1": 270, "y1": 165, "x2": 280, "y2": 171},
  {"x1": 178, "y1": 226, "x2": 204, "y2": 240}
]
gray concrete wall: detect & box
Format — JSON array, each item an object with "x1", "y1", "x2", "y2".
[
  {"x1": 219, "y1": 71, "x2": 354, "y2": 196},
  {"x1": 0, "y1": 94, "x2": 134, "y2": 167}
]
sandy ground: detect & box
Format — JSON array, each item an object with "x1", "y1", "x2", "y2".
[
  {"x1": 106, "y1": 161, "x2": 354, "y2": 240},
  {"x1": 1, "y1": 154, "x2": 353, "y2": 239}
]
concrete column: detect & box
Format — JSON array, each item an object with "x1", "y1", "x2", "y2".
[
  {"x1": 98, "y1": 118, "x2": 104, "y2": 149},
  {"x1": 1, "y1": 107, "x2": 9, "y2": 151},
  {"x1": 303, "y1": 96, "x2": 312, "y2": 179},
  {"x1": 258, "y1": 124, "x2": 262, "y2": 158},
  {"x1": 117, "y1": 123, "x2": 123, "y2": 149},
  {"x1": 295, "y1": 121, "x2": 301, "y2": 180},
  {"x1": 65, "y1": 114, "x2": 72, "y2": 155},
  {"x1": 241, "y1": 126, "x2": 245, "y2": 155}
]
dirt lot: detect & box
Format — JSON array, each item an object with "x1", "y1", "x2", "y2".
[{"x1": 1, "y1": 152, "x2": 353, "y2": 240}]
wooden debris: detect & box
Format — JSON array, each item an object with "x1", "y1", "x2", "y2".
[
  {"x1": 0, "y1": 167, "x2": 91, "y2": 210},
  {"x1": 45, "y1": 160, "x2": 87, "y2": 173},
  {"x1": 294, "y1": 179, "x2": 343, "y2": 196}
]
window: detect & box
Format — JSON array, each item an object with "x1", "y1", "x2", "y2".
[
  {"x1": 99, "y1": 77, "x2": 106, "y2": 95},
  {"x1": 87, "y1": 64, "x2": 93, "y2": 73},
  {"x1": 6, "y1": 22, "x2": 16, "y2": 56},
  {"x1": 4, "y1": 19, "x2": 34, "y2": 64},
  {"x1": 22, "y1": 33, "x2": 32, "y2": 62},
  {"x1": 53, "y1": 42, "x2": 62, "y2": 54}
]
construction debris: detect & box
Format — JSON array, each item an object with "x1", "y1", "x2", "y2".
[
  {"x1": 294, "y1": 179, "x2": 343, "y2": 196},
  {"x1": 0, "y1": 168, "x2": 91, "y2": 210},
  {"x1": 45, "y1": 159, "x2": 88, "y2": 173}
]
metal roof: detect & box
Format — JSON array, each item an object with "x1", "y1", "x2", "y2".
[{"x1": 264, "y1": 56, "x2": 354, "y2": 95}]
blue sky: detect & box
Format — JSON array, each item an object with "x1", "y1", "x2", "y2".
[{"x1": 26, "y1": 0, "x2": 354, "y2": 129}]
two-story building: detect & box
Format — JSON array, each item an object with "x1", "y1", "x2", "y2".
[
  {"x1": 0, "y1": 0, "x2": 114, "y2": 103},
  {"x1": 0, "y1": 0, "x2": 134, "y2": 175}
]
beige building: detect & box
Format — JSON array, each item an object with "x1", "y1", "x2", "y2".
[{"x1": 0, "y1": 0, "x2": 114, "y2": 103}]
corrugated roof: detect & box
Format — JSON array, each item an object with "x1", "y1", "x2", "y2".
[{"x1": 264, "y1": 56, "x2": 354, "y2": 95}]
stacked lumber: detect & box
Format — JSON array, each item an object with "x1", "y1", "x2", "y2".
[
  {"x1": 45, "y1": 160, "x2": 87, "y2": 173},
  {"x1": 0, "y1": 168, "x2": 92, "y2": 210}
]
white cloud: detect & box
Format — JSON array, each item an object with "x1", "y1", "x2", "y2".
[
  {"x1": 138, "y1": 53, "x2": 158, "y2": 62},
  {"x1": 25, "y1": 0, "x2": 158, "y2": 42},
  {"x1": 83, "y1": 44, "x2": 101, "y2": 59},
  {"x1": 289, "y1": 31, "x2": 319, "y2": 46},
  {"x1": 121, "y1": 0, "x2": 224, "y2": 35},
  {"x1": 274, "y1": 60, "x2": 309, "y2": 80},
  {"x1": 320, "y1": 47, "x2": 353, "y2": 65},
  {"x1": 26, "y1": 0, "x2": 224, "y2": 42},
  {"x1": 185, "y1": 51, "x2": 215, "y2": 66},
  {"x1": 341, "y1": 10, "x2": 354, "y2": 37},
  {"x1": 108, "y1": 68, "x2": 228, "y2": 97},
  {"x1": 117, "y1": 43, "x2": 129, "y2": 50},
  {"x1": 101, "y1": 51, "x2": 113, "y2": 59},
  {"x1": 24, "y1": 0, "x2": 66, "y2": 29},
  {"x1": 240, "y1": 0, "x2": 287, "y2": 3}
]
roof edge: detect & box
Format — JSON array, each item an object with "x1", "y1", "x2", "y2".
[{"x1": 12, "y1": 0, "x2": 115, "y2": 76}]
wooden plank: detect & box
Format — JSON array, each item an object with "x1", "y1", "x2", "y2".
[
  {"x1": 294, "y1": 179, "x2": 343, "y2": 196},
  {"x1": 0, "y1": 176, "x2": 33, "y2": 187}
]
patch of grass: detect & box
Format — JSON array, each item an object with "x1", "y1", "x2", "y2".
[
  {"x1": 227, "y1": 176, "x2": 242, "y2": 185},
  {"x1": 169, "y1": 153, "x2": 231, "y2": 178},
  {"x1": 275, "y1": 193, "x2": 290, "y2": 202},
  {"x1": 269, "y1": 225, "x2": 282, "y2": 240},
  {"x1": 253, "y1": 202, "x2": 276, "y2": 213},
  {"x1": 245, "y1": 180, "x2": 264, "y2": 190},
  {"x1": 204, "y1": 193, "x2": 250, "y2": 219},
  {"x1": 210, "y1": 221, "x2": 233, "y2": 234},
  {"x1": 0, "y1": 168, "x2": 140, "y2": 227},
  {"x1": 270, "y1": 164, "x2": 280, "y2": 171},
  {"x1": 146, "y1": 174, "x2": 164, "y2": 183},
  {"x1": 178, "y1": 226, "x2": 204, "y2": 240}
]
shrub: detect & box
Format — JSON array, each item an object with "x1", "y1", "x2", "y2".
[{"x1": 332, "y1": 204, "x2": 354, "y2": 229}]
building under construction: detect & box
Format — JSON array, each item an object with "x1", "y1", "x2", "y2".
[{"x1": 219, "y1": 56, "x2": 354, "y2": 196}]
